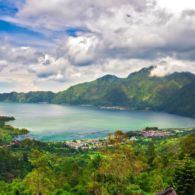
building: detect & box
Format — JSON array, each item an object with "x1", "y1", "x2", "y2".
[{"x1": 156, "y1": 187, "x2": 177, "y2": 195}]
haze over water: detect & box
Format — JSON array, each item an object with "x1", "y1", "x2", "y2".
[{"x1": 1, "y1": 103, "x2": 195, "y2": 141}]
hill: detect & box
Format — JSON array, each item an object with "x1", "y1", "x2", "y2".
[
  {"x1": 1, "y1": 66, "x2": 195, "y2": 118},
  {"x1": 0, "y1": 91, "x2": 55, "y2": 103},
  {"x1": 53, "y1": 66, "x2": 195, "y2": 118}
]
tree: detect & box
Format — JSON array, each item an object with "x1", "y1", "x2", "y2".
[
  {"x1": 181, "y1": 134, "x2": 195, "y2": 157},
  {"x1": 173, "y1": 155, "x2": 195, "y2": 195},
  {"x1": 114, "y1": 130, "x2": 128, "y2": 143},
  {"x1": 147, "y1": 141, "x2": 156, "y2": 166},
  {"x1": 89, "y1": 155, "x2": 102, "y2": 195},
  {"x1": 24, "y1": 150, "x2": 55, "y2": 194}
]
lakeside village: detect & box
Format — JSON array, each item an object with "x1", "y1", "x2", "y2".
[
  {"x1": 64, "y1": 127, "x2": 195, "y2": 150},
  {"x1": 1, "y1": 115, "x2": 195, "y2": 150}
]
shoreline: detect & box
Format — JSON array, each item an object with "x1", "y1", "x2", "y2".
[
  {"x1": 1, "y1": 116, "x2": 194, "y2": 151},
  {"x1": 15, "y1": 126, "x2": 195, "y2": 144},
  {"x1": 1, "y1": 115, "x2": 195, "y2": 147}
]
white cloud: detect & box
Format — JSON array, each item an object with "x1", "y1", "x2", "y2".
[
  {"x1": 0, "y1": 0, "x2": 195, "y2": 92},
  {"x1": 157, "y1": 0, "x2": 195, "y2": 13},
  {"x1": 64, "y1": 34, "x2": 100, "y2": 66},
  {"x1": 151, "y1": 57, "x2": 195, "y2": 76}
]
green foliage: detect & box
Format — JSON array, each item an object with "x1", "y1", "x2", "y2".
[
  {"x1": 180, "y1": 133, "x2": 195, "y2": 157},
  {"x1": 173, "y1": 156, "x2": 195, "y2": 195},
  {"x1": 1, "y1": 67, "x2": 195, "y2": 117},
  {"x1": 0, "y1": 116, "x2": 15, "y2": 121},
  {"x1": 0, "y1": 91, "x2": 55, "y2": 103},
  {"x1": 147, "y1": 141, "x2": 156, "y2": 166},
  {"x1": 0, "y1": 148, "x2": 31, "y2": 182},
  {"x1": 53, "y1": 67, "x2": 195, "y2": 118},
  {"x1": 0, "y1": 117, "x2": 195, "y2": 194},
  {"x1": 0, "y1": 128, "x2": 28, "y2": 145},
  {"x1": 0, "y1": 117, "x2": 29, "y2": 144}
]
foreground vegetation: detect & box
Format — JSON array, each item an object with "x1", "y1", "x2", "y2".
[
  {"x1": 0, "y1": 117, "x2": 194, "y2": 195},
  {"x1": 0, "y1": 116, "x2": 28, "y2": 145}
]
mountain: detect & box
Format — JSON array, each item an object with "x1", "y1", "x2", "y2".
[
  {"x1": 1, "y1": 66, "x2": 195, "y2": 118},
  {"x1": 0, "y1": 91, "x2": 55, "y2": 103},
  {"x1": 53, "y1": 66, "x2": 195, "y2": 117}
]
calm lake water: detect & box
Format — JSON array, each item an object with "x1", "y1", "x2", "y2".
[{"x1": 1, "y1": 103, "x2": 195, "y2": 141}]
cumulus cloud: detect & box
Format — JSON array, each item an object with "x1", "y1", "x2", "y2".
[
  {"x1": 64, "y1": 34, "x2": 101, "y2": 66},
  {"x1": 150, "y1": 57, "x2": 195, "y2": 77},
  {"x1": 0, "y1": 0, "x2": 195, "y2": 91},
  {"x1": 3, "y1": 0, "x2": 154, "y2": 31}
]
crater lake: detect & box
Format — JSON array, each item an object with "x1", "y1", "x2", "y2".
[{"x1": 1, "y1": 102, "x2": 195, "y2": 141}]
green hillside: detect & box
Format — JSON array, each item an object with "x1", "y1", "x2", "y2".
[
  {"x1": 0, "y1": 91, "x2": 55, "y2": 103},
  {"x1": 1, "y1": 66, "x2": 195, "y2": 117},
  {"x1": 53, "y1": 66, "x2": 195, "y2": 117}
]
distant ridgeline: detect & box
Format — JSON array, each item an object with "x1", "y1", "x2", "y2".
[{"x1": 1, "y1": 66, "x2": 195, "y2": 118}]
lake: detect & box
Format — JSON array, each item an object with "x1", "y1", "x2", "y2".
[{"x1": 1, "y1": 103, "x2": 195, "y2": 141}]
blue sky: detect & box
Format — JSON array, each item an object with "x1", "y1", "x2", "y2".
[
  {"x1": 0, "y1": 0, "x2": 18, "y2": 16},
  {"x1": 0, "y1": 20, "x2": 43, "y2": 36},
  {"x1": 0, "y1": 17, "x2": 86, "y2": 38},
  {"x1": 0, "y1": 0, "x2": 48, "y2": 48},
  {"x1": 0, "y1": 0, "x2": 195, "y2": 92},
  {"x1": 0, "y1": 0, "x2": 84, "y2": 47}
]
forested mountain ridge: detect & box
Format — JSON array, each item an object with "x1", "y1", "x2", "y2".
[
  {"x1": 53, "y1": 66, "x2": 195, "y2": 118},
  {"x1": 0, "y1": 91, "x2": 55, "y2": 103},
  {"x1": 1, "y1": 66, "x2": 195, "y2": 118}
]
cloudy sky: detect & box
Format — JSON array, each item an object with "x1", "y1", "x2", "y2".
[{"x1": 0, "y1": 0, "x2": 195, "y2": 92}]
